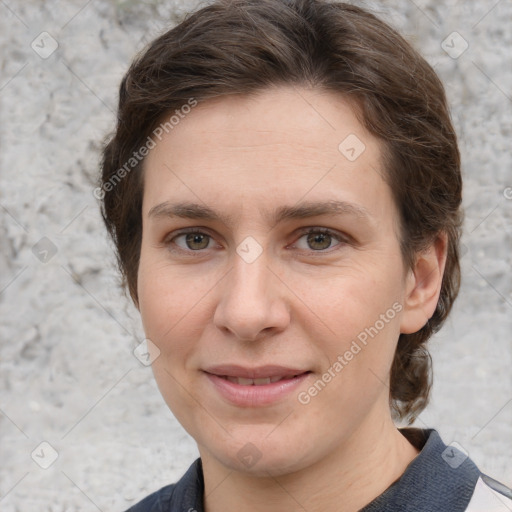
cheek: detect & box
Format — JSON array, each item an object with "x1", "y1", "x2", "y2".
[
  {"x1": 138, "y1": 254, "x2": 198, "y2": 340},
  {"x1": 137, "y1": 263, "x2": 170, "y2": 339},
  {"x1": 293, "y1": 264, "x2": 402, "y2": 336},
  {"x1": 305, "y1": 292, "x2": 402, "y2": 419},
  {"x1": 293, "y1": 268, "x2": 404, "y2": 399},
  {"x1": 137, "y1": 256, "x2": 216, "y2": 384},
  {"x1": 137, "y1": 261, "x2": 204, "y2": 427}
]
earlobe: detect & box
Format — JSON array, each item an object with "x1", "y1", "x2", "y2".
[{"x1": 400, "y1": 233, "x2": 448, "y2": 335}]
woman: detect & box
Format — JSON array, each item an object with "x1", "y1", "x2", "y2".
[{"x1": 98, "y1": 1, "x2": 512, "y2": 510}]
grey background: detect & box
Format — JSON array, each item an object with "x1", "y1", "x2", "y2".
[{"x1": 0, "y1": 0, "x2": 511, "y2": 510}]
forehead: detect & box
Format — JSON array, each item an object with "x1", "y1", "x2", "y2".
[
  {"x1": 142, "y1": 86, "x2": 395, "y2": 227},
  {"x1": 150, "y1": 87, "x2": 373, "y2": 160}
]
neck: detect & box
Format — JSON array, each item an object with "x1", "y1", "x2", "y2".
[{"x1": 200, "y1": 410, "x2": 420, "y2": 512}]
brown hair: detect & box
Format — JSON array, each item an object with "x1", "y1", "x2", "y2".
[{"x1": 99, "y1": 0, "x2": 463, "y2": 423}]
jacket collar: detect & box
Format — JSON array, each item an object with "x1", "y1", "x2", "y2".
[{"x1": 168, "y1": 429, "x2": 481, "y2": 512}]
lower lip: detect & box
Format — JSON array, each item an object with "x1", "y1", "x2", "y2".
[{"x1": 204, "y1": 372, "x2": 311, "y2": 407}]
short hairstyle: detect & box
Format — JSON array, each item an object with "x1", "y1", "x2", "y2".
[{"x1": 99, "y1": 0, "x2": 463, "y2": 423}]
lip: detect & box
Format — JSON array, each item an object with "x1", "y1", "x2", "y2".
[
  {"x1": 204, "y1": 364, "x2": 307, "y2": 379},
  {"x1": 203, "y1": 365, "x2": 311, "y2": 407}
]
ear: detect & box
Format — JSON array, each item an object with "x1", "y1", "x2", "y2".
[{"x1": 400, "y1": 233, "x2": 448, "y2": 335}]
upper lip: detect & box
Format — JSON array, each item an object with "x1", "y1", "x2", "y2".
[{"x1": 203, "y1": 365, "x2": 309, "y2": 379}]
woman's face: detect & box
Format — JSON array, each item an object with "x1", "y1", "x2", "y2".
[{"x1": 137, "y1": 86, "x2": 419, "y2": 475}]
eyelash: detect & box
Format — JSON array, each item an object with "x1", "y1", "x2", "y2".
[{"x1": 164, "y1": 227, "x2": 349, "y2": 256}]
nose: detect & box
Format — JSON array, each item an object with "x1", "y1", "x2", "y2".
[{"x1": 213, "y1": 250, "x2": 290, "y2": 342}]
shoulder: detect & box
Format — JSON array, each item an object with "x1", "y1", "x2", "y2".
[
  {"x1": 362, "y1": 428, "x2": 511, "y2": 512},
  {"x1": 466, "y1": 474, "x2": 512, "y2": 512}
]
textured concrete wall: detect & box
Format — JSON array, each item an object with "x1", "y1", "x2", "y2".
[{"x1": 0, "y1": 1, "x2": 510, "y2": 510}]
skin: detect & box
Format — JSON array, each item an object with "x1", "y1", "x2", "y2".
[{"x1": 136, "y1": 86, "x2": 447, "y2": 512}]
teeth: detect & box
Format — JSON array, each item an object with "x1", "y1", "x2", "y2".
[
  {"x1": 237, "y1": 377, "x2": 255, "y2": 385},
  {"x1": 224, "y1": 376, "x2": 288, "y2": 385},
  {"x1": 254, "y1": 377, "x2": 271, "y2": 385}
]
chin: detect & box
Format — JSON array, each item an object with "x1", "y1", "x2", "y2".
[{"x1": 205, "y1": 430, "x2": 318, "y2": 478}]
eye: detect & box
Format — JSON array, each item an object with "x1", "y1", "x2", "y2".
[
  {"x1": 164, "y1": 227, "x2": 349, "y2": 255},
  {"x1": 167, "y1": 229, "x2": 216, "y2": 252},
  {"x1": 293, "y1": 228, "x2": 347, "y2": 252}
]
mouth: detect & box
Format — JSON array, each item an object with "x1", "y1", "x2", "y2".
[
  {"x1": 202, "y1": 365, "x2": 312, "y2": 406},
  {"x1": 215, "y1": 374, "x2": 308, "y2": 386},
  {"x1": 203, "y1": 364, "x2": 310, "y2": 381}
]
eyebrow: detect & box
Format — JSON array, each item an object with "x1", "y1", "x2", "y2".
[{"x1": 147, "y1": 199, "x2": 371, "y2": 228}]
